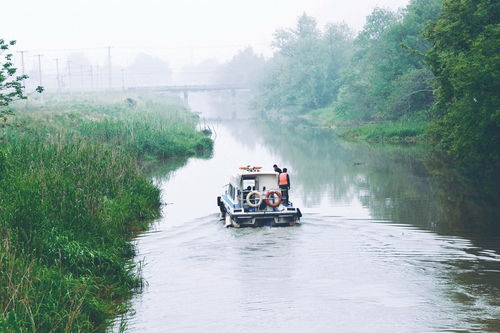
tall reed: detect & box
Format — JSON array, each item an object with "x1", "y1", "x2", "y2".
[{"x1": 0, "y1": 97, "x2": 212, "y2": 331}]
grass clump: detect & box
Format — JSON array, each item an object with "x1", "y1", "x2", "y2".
[
  {"x1": 338, "y1": 121, "x2": 429, "y2": 142},
  {"x1": 0, "y1": 132, "x2": 159, "y2": 331},
  {"x1": 0, "y1": 96, "x2": 212, "y2": 331},
  {"x1": 299, "y1": 105, "x2": 430, "y2": 143}
]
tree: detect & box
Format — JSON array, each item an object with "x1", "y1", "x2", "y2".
[
  {"x1": 296, "y1": 12, "x2": 320, "y2": 38},
  {"x1": 259, "y1": 14, "x2": 354, "y2": 112},
  {"x1": 334, "y1": 0, "x2": 441, "y2": 120},
  {"x1": 358, "y1": 7, "x2": 399, "y2": 41},
  {"x1": 126, "y1": 53, "x2": 172, "y2": 86},
  {"x1": 424, "y1": 0, "x2": 500, "y2": 168},
  {"x1": 0, "y1": 39, "x2": 43, "y2": 119},
  {"x1": 271, "y1": 12, "x2": 320, "y2": 56},
  {"x1": 213, "y1": 47, "x2": 266, "y2": 88}
]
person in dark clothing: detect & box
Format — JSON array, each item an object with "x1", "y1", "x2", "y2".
[
  {"x1": 243, "y1": 185, "x2": 251, "y2": 200},
  {"x1": 273, "y1": 164, "x2": 282, "y2": 173},
  {"x1": 278, "y1": 167, "x2": 290, "y2": 205}
]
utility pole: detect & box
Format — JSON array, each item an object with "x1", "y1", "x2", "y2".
[
  {"x1": 107, "y1": 46, "x2": 112, "y2": 89},
  {"x1": 189, "y1": 47, "x2": 194, "y2": 66},
  {"x1": 17, "y1": 51, "x2": 28, "y2": 107},
  {"x1": 89, "y1": 66, "x2": 94, "y2": 90},
  {"x1": 55, "y1": 58, "x2": 61, "y2": 92},
  {"x1": 35, "y1": 54, "x2": 43, "y2": 86},
  {"x1": 121, "y1": 68, "x2": 125, "y2": 91},
  {"x1": 17, "y1": 50, "x2": 26, "y2": 84},
  {"x1": 80, "y1": 65, "x2": 85, "y2": 91},
  {"x1": 67, "y1": 60, "x2": 72, "y2": 92},
  {"x1": 95, "y1": 66, "x2": 100, "y2": 90},
  {"x1": 19, "y1": 51, "x2": 26, "y2": 75}
]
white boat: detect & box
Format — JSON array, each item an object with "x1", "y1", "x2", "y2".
[{"x1": 217, "y1": 166, "x2": 302, "y2": 227}]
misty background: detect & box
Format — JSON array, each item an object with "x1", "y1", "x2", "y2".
[{"x1": 2, "y1": 0, "x2": 409, "y2": 92}]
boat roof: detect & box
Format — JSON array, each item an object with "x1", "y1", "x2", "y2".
[
  {"x1": 237, "y1": 171, "x2": 276, "y2": 177},
  {"x1": 229, "y1": 168, "x2": 277, "y2": 186}
]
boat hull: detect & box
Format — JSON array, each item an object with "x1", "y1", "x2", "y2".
[{"x1": 218, "y1": 196, "x2": 301, "y2": 228}]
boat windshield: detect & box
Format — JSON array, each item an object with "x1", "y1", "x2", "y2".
[{"x1": 242, "y1": 179, "x2": 255, "y2": 190}]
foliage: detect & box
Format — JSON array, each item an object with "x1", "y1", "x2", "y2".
[
  {"x1": 13, "y1": 98, "x2": 213, "y2": 161},
  {"x1": 76, "y1": 106, "x2": 213, "y2": 160},
  {"x1": 339, "y1": 121, "x2": 429, "y2": 142},
  {"x1": 213, "y1": 47, "x2": 266, "y2": 88},
  {"x1": 0, "y1": 131, "x2": 158, "y2": 331},
  {"x1": 256, "y1": 1, "x2": 441, "y2": 122},
  {"x1": 424, "y1": 0, "x2": 500, "y2": 169},
  {"x1": 254, "y1": 0, "x2": 498, "y2": 168},
  {"x1": 0, "y1": 39, "x2": 43, "y2": 118},
  {"x1": 0, "y1": 97, "x2": 213, "y2": 331},
  {"x1": 333, "y1": 0, "x2": 441, "y2": 121},
  {"x1": 256, "y1": 0, "x2": 498, "y2": 168},
  {"x1": 257, "y1": 14, "x2": 354, "y2": 111},
  {"x1": 126, "y1": 53, "x2": 172, "y2": 86}
]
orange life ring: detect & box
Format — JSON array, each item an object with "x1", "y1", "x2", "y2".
[{"x1": 265, "y1": 190, "x2": 282, "y2": 207}]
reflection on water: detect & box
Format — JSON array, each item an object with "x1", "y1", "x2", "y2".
[
  {"x1": 253, "y1": 121, "x2": 500, "y2": 238},
  {"x1": 127, "y1": 95, "x2": 500, "y2": 332}
]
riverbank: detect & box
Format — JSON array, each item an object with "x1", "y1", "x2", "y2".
[
  {"x1": 0, "y1": 95, "x2": 212, "y2": 331},
  {"x1": 296, "y1": 107, "x2": 429, "y2": 142},
  {"x1": 126, "y1": 116, "x2": 500, "y2": 332},
  {"x1": 336, "y1": 121, "x2": 428, "y2": 142}
]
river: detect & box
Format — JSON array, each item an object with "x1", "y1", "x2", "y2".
[{"x1": 126, "y1": 93, "x2": 500, "y2": 332}]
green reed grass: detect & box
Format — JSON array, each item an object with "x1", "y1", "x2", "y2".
[
  {"x1": 339, "y1": 121, "x2": 428, "y2": 142},
  {"x1": 0, "y1": 97, "x2": 213, "y2": 331}
]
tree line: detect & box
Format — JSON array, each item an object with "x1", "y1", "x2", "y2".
[{"x1": 250, "y1": 0, "x2": 499, "y2": 169}]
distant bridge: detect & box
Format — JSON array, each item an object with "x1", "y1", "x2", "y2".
[
  {"x1": 128, "y1": 84, "x2": 249, "y2": 93},
  {"x1": 127, "y1": 84, "x2": 250, "y2": 103}
]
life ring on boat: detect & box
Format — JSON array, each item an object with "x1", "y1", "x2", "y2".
[
  {"x1": 246, "y1": 190, "x2": 262, "y2": 207},
  {"x1": 265, "y1": 190, "x2": 282, "y2": 207}
]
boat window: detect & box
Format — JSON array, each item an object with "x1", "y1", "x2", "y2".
[
  {"x1": 242, "y1": 179, "x2": 255, "y2": 190},
  {"x1": 228, "y1": 184, "x2": 235, "y2": 201}
]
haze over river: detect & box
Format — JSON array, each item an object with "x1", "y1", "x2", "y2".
[{"x1": 127, "y1": 94, "x2": 500, "y2": 332}]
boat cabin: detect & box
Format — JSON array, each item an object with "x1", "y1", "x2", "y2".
[
  {"x1": 225, "y1": 170, "x2": 279, "y2": 211},
  {"x1": 218, "y1": 165, "x2": 301, "y2": 227}
]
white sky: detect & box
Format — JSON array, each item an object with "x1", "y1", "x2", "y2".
[{"x1": 2, "y1": 0, "x2": 409, "y2": 71}]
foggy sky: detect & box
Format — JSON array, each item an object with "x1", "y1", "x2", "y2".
[{"x1": 2, "y1": 0, "x2": 409, "y2": 68}]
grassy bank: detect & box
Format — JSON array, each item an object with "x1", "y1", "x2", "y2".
[
  {"x1": 299, "y1": 107, "x2": 429, "y2": 142},
  {"x1": 0, "y1": 96, "x2": 212, "y2": 331},
  {"x1": 337, "y1": 121, "x2": 429, "y2": 142}
]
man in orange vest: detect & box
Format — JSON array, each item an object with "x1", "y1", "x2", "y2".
[{"x1": 278, "y1": 167, "x2": 290, "y2": 205}]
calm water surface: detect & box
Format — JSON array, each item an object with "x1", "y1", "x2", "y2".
[{"x1": 127, "y1": 96, "x2": 500, "y2": 332}]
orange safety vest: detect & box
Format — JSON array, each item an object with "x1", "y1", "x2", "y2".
[{"x1": 278, "y1": 172, "x2": 289, "y2": 186}]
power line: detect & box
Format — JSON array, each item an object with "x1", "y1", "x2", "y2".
[{"x1": 16, "y1": 42, "x2": 270, "y2": 54}]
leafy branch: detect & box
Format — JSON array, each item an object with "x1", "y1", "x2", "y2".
[{"x1": 0, "y1": 39, "x2": 43, "y2": 118}]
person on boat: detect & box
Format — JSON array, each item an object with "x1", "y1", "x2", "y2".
[
  {"x1": 279, "y1": 168, "x2": 290, "y2": 205},
  {"x1": 243, "y1": 185, "x2": 251, "y2": 200},
  {"x1": 273, "y1": 164, "x2": 282, "y2": 173}
]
